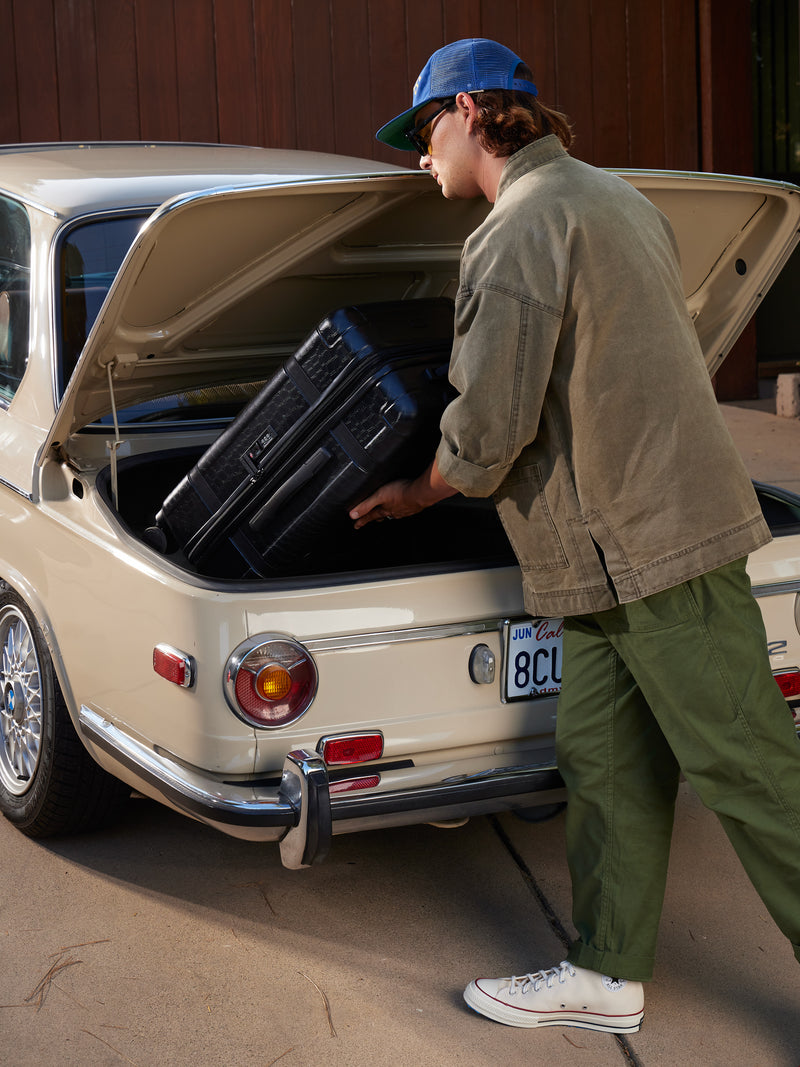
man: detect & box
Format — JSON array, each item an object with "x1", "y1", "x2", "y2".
[{"x1": 350, "y1": 38, "x2": 800, "y2": 1033}]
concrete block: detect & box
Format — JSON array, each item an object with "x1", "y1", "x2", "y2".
[{"x1": 776, "y1": 372, "x2": 800, "y2": 418}]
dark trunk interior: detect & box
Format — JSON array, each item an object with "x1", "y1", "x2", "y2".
[
  {"x1": 98, "y1": 448, "x2": 518, "y2": 582},
  {"x1": 97, "y1": 450, "x2": 800, "y2": 584}
]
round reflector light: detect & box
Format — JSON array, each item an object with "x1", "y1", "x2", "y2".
[{"x1": 225, "y1": 635, "x2": 317, "y2": 728}]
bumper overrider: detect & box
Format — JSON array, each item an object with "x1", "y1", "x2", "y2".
[{"x1": 78, "y1": 706, "x2": 563, "y2": 869}]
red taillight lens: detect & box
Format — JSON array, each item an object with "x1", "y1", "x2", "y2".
[
  {"x1": 320, "y1": 733, "x2": 384, "y2": 766},
  {"x1": 225, "y1": 636, "x2": 317, "y2": 728},
  {"x1": 153, "y1": 644, "x2": 195, "y2": 688},
  {"x1": 774, "y1": 669, "x2": 800, "y2": 700}
]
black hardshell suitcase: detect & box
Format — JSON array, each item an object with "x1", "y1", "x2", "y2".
[{"x1": 154, "y1": 299, "x2": 456, "y2": 577}]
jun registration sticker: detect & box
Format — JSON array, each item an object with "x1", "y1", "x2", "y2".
[{"x1": 504, "y1": 618, "x2": 564, "y2": 700}]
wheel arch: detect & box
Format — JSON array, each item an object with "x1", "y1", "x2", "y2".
[{"x1": 0, "y1": 569, "x2": 79, "y2": 726}]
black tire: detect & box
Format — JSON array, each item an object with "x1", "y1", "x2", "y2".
[{"x1": 0, "y1": 588, "x2": 129, "y2": 837}]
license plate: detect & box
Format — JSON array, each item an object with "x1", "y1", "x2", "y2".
[{"x1": 504, "y1": 618, "x2": 564, "y2": 700}]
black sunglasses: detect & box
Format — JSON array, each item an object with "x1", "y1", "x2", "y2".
[{"x1": 405, "y1": 98, "x2": 456, "y2": 156}]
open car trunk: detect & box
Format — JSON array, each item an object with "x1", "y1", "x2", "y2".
[
  {"x1": 53, "y1": 167, "x2": 800, "y2": 582},
  {"x1": 95, "y1": 449, "x2": 800, "y2": 583},
  {"x1": 97, "y1": 445, "x2": 518, "y2": 580}
]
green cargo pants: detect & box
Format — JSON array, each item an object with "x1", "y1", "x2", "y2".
[{"x1": 556, "y1": 557, "x2": 800, "y2": 981}]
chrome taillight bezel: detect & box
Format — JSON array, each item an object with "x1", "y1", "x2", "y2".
[{"x1": 224, "y1": 633, "x2": 318, "y2": 729}]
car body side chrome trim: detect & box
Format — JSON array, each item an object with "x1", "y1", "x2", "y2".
[
  {"x1": 305, "y1": 589, "x2": 795, "y2": 651},
  {"x1": 752, "y1": 581, "x2": 800, "y2": 598},
  {"x1": 0, "y1": 475, "x2": 33, "y2": 501},
  {"x1": 304, "y1": 618, "x2": 503, "y2": 653}
]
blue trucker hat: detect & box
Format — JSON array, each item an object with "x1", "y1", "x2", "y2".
[{"x1": 376, "y1": 38, "x2": 538, "y2": 150}]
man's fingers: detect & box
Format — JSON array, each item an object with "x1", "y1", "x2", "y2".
[
  {"x1": 352, "y1": 510, "x2": 377, "y2": 529},
  {"x1": 349, "y1": 496, "x2": 380, "y2": 521},
  {"x1": 350, "y1": 485, "x2": 397, "y2": 523},
  {"x1": 350, "y1": 478, "x2": 417, "y2": 528}
]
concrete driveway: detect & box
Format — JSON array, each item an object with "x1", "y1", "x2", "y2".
[
  {"x1": 1, "y1": 781, "x2": 798, "y2": 1066},
  {"x1": 2, "y1": 400, "x2": 799, "y2": 1066}
]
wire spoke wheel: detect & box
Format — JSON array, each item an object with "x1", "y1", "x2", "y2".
[
  {"x1": 0, "y1": 605, "x2": 44, "y2": 795},
  {"x1": 0, "y1": 587, "x2": 129, "y2": 837}
]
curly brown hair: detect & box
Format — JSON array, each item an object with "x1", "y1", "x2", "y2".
[{"x1": 469, "y1": 88, "x2": 574, "y2": 156}]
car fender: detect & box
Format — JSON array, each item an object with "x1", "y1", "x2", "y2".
[{"x1": 0, "y1": 566, "x2": 78, "y2": 724}]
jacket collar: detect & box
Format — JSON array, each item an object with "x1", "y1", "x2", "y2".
[{"x1": 496, "y1": 135, "x2": 567, "y2": 201}]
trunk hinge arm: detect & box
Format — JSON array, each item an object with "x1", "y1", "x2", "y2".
[{"x1": 105, "y1": 359, "x2": 124, "y2": 511}]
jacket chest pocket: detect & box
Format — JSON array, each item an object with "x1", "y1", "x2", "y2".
[{"x1": 494, "y1": 462, "x2": 569, "y2": 571}]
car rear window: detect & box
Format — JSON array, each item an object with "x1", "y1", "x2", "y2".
[
  {"x1": 58, "y1": 212, "x2": 265, "y2": 429},
  {"x1": 59, "y1": 214, "x2": 146, "y2": 394},
  {"x1": 0, "y1": 196, "x2": 31, "y2": 403}
]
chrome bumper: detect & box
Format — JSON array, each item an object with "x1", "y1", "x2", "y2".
[{"x1": 78, "y1": 707, "x2": 563, "y2": 869}]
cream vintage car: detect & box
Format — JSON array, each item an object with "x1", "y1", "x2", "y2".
[{"x1": 0, "y1": 143, "x2": 798, "y2": 868}]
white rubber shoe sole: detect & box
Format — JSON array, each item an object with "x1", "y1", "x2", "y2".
[{"x1": 463, "y1": 963, "x2": 644, "y2": 1033}]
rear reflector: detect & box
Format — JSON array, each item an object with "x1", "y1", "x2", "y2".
[
  {"x1": 330, "y1": 775, "x2": 380, "y2": 794},
  {"x1": 319, "y1": 733, "x2": 384, "y2": 766},
  {"x1": 153, "y1": 644, "x2": 195, "y2": 688},
  {"x1": 774, "y1": 669, "x2": 800, "y2": 700}
]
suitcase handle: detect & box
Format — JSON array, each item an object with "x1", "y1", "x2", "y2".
[
  {"x1": 248, "y1": 447, "x2": 333, "y2": 533},
  {"x1": 184, "y1": 439, "x2": 335, "y2": 565}
]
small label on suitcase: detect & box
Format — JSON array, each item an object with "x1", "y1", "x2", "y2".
[{"x1": 243, "y1": 426, "x2": 279, "y2": 472}]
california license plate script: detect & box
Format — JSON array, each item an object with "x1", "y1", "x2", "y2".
[{"x1": 504, "y1": 618, "x2": 564, "y2": 700}]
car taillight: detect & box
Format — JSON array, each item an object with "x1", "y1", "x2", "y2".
[
  {"x1": 224, "y1": 635, "x2": 317, "y2": 728},
  {"x1": 319, "y1": 733, "x2": 384, "y2": 766},
  {"x1": 774, "y1": 669, "x2": 800, "y2": 701}
]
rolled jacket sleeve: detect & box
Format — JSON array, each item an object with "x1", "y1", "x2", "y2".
[{"x1": 436, "y1": 266, "x2": 562, "y2": 498}]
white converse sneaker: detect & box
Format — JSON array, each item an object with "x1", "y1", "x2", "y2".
[{"x1": 463, "y1": 961, "x2": 644, "y2": 1032}]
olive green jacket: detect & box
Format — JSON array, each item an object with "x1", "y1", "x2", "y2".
[{"x1": 436, "y1": 136, "x2": 770, "y2": 616}]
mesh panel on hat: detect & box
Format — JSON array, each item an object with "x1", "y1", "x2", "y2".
[
  {"x1": 472, "y1": 39, "x2": 516, "y2": 86},
  {"x1": 431, "y1": 39, "x2": 515, "y2": 93},
  {"x1": 430, "y1": 48, "x2": 473, "y2": 91}
]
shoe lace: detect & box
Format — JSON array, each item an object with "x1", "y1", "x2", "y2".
[{"x1": 509, "y1": 961, "x2": 575, "y2": 995}]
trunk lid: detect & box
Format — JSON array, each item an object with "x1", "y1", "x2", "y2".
[{"x1": 42, "y1": 169, "x2": 800, "y2": 458}]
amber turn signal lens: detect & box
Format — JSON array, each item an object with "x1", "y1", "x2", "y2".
[{"x1": 256, "y1": 664, "x2": 293, "y2": 701}]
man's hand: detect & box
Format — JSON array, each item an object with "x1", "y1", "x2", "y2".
[
  {"x1": 349, "y1": 458, "x2": 458, "y2": 529},
  {"x1": 349, "y1": 478, "x2": 418, "y2": 529}
]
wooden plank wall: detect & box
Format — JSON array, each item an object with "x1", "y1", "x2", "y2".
[
  {"x1": 0, "y1": 0, "x2": 762, "y2": 395},
  {"x1": 752, "y1": 0, "x2": 800, "y2": 178},
  {"x1": 0, "y1": 0, "x2": 712, "y2": 171}
]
